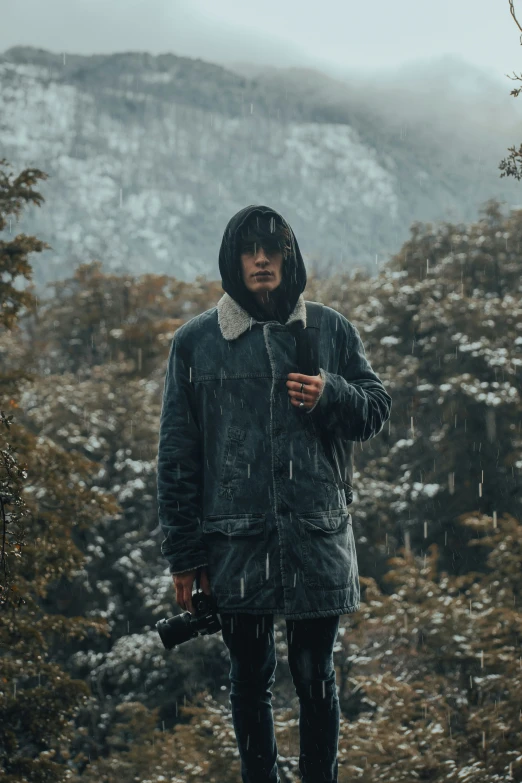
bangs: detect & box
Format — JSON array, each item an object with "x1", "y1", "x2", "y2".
[{"x1": 237, "y1": 214, "x2": 292, "y2": 258}]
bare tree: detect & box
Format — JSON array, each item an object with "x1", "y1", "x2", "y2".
[{"x1": 499, "y1": 1, "x2": 522, "y2": 179}]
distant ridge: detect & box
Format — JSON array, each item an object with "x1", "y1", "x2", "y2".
[{"x1": 1, "y1": 46, "x2": 520, "y2": 291}]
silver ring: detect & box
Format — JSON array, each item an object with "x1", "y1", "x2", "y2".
[
  {"x1": 300, "y1": 383, "x2": 304, "y2": 393},
  {"x1": 299, "y1": 402, "x2": 305, "y2": 408}
]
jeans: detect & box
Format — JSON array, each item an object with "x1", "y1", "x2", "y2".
[{"x1": 220, "y1": 613, "x2": 340, "y2": 783}]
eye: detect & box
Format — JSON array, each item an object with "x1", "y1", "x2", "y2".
[{"x1": 240, "y1": 242, "x2": 281, "y2": 256}]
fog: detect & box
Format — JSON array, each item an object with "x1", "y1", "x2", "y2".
[{"x1": 1, "y1": 0, "x2": 519, "y2": 88}]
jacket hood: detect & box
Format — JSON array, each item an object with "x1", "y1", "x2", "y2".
[{"x1": 218, "y1": 204, "x2": 307, "y2": 325}]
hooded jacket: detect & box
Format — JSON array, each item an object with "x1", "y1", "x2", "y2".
[
  {"x1": 218, "y1": 204, "x2": 307, "y2": 326},
  {"x1": 156, "y1": 204, "x2": 392, "y2": 620}
]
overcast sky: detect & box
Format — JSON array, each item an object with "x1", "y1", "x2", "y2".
[{"x1": 1, "y1": 0, "x2": 520, "y2": 86}]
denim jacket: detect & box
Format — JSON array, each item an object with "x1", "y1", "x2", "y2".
[{"x1": 156, "y1": 292, "x2": 392, "y2": 620}]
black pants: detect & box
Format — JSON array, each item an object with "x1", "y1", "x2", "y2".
[{"x1": 220, "y1": 613, "x2": 340, "y2": 783}]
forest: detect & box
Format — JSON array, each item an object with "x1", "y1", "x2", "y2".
[{"x1": 1, "y1": 158, "x2": 521, "y2": 782}]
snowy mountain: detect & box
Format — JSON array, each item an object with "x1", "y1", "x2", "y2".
[{"x1": 1, "y1": 45, "x2": 521, "y2": 293}]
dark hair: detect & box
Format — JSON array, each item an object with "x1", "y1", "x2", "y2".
[{"x1": 236, "y1": 213, "x2": 292, "y2": 261}]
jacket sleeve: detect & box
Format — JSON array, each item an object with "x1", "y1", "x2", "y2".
[
  {"x1": 307, "y1": 317, "x2": 392, "y2": 442},
  {"x1": 157, "y1": 328, "x2": 208, "y2": 575}
]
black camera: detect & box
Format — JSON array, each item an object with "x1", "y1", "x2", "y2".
[{"x1": 156, "y1": 572, "x2": 222, "y2": 650}]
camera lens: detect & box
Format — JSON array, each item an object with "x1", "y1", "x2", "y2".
[{"x1": 156, "y1": 614, "x2": 194, "y2": 650}]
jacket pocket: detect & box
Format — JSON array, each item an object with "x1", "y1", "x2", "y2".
[
  {"x1": 303, "y1": 418, "x2": 338, "y2": 487},
  {"x1": 218, "y1": 426, "x2": 247, "y2": 500},
  {"x1": 201, "y1": 513, "x2": 266, "y2": 596},
  {"x1": 317, "y1": 438, "x2": 340, "y2": 486},
  {"x1": 297, "y1": 509, "x2": 357, "y2": 591}
]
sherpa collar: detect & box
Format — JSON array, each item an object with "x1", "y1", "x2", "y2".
[{"x1": 217, "y1": 292, "x2": 307, "y2": 341}]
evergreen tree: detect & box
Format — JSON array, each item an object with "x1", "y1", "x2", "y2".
[{"x1": 0, "y1": 160, "x2": 120, "y2": 782}]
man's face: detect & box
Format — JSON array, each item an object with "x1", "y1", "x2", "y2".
[{"x1": 240, "y1": 241, "x2": 284, "y2": 299}]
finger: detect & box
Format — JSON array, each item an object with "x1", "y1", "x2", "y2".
[
  {"x1": 201, "y1": 573, "x2": 212, "y2": 595},
  {"x1": 289, "y1": 398, "x2": 314, "y2": 408},
  {"x1": 288, "y1": 386, "x2": 315, "y2": 395},
  {"x1": 174, "y1": 581, "x2": 185, "y2": 607},
  {"x1": 287, "y1": 380, "x2": 320, "y2": 393},
  {"x1": 288, "y1": 390, "x2": 315, "y2": 402},
  {"x1": 291, "y1": 397, "x2": 312, "y2": 408},
  {"x1": 287, "y1": 373, "x2": 314, "y2": 382},
  {"x1": 286, "y1": 378, "x2": 313, "y2": 388},
  {"x1": 184, "y1": 586, "x2": 195, "y2": 614}
]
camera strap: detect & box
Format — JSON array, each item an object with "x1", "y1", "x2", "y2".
[
  {"x1": 288, "y1": 301, "x2": 322, "y2": 376},
  {"x1": 289, "y1": 301, "x2": 346, "y2": 496}
]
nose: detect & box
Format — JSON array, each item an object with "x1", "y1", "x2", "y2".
[{"x1": 255, "y1": 247, "x2": 268, "y2": 260}]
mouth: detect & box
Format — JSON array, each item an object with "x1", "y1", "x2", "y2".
[{"x1": 254, "y1": 272, "x2": 272, "y2": 278}]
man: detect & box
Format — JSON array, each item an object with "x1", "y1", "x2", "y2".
[{"x1": 157, "y1": 204, "x2": 392, "y2": 783}]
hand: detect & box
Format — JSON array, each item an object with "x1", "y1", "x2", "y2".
[
  {"x1": 172, "y1": 567, "x2": 211, "y2": 615},
  {"x1": 286, "y1": 372, "x2": 324, "y2": 411}
]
